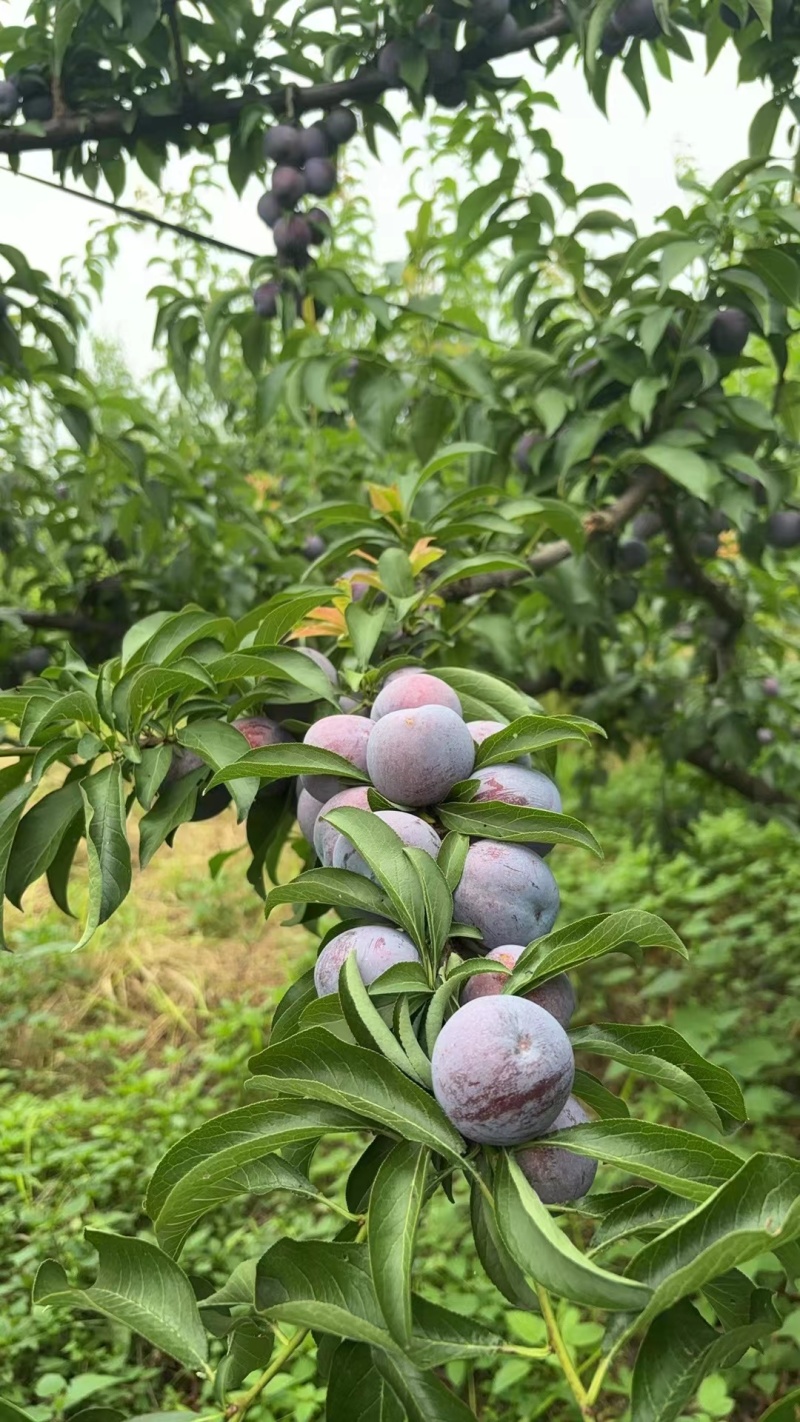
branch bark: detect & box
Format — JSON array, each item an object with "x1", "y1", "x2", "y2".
[
  {"x1": 442, "y1": 468, "x2": 664, "y2": 600},
  {"x1": 658, "y1": 499, "x2": 744, "y2": 635},
  {"x1": 12, "y1": 610, "x2": 123, "y2": 635},
  {"x1": 684, "y1": 745, "x2": 796, "y2": 809},
  {"x1": 0, "y1": 12, "x2": 572, "y2": 157}
]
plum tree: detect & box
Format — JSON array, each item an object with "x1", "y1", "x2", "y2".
[
  {"x1": 313, "y1": 785, "x2": 372, "y2": 866},
  {"x1": 610, "y1": 0, "x2": 661, "y2": 38},
  {"x1": 367, "y1": 704, "x2": 475, "y2": 806},
  {"x1": 472, "y1": 0, "x2": 509, "y2": 28},
  {"x1": 453, "y1": 840, "x2": 559, "y2": 948},
  {"x1": 472, "y1": 764, "x2": 562, "y2": 855},
  {"x1": 371, "y1": 671, "x2": 462, "y2": 720},
  {"x1": 314, "y1": 923, "x2": 421, "y2": 995},
  {"x1": 297, "y1": 787, "x2": 324, "y2": 844},
  {"x1": 304, "y1": 158, "x2": 337, "y2": 197},
  {"x1": 462, "y1": 949, "x2": 576, "y2": 1028},
  {"x1": 766, "y1": 511, "x2": 800, "y2": 549},
  {"x1": 709, "y1": 307, "x2": 751, "y2": 356},
  {"x1": 332, "y1": 809, "x2": 441, "y2": 878},
  {"x1": 431, "y1": 995, "x2": 575, "y2": 1145},
  {"x1": 516, "y1": 1097, "x2": 597, "y2": 1204},
  {"x1": 263, "y1": 124, "x2": 305, "y2": 165},
  {"x1": 301, "y1": 713, "x2": 371, "y2": 800}
]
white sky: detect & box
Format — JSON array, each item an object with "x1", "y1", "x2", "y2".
[{"x1": 0, "y1": 7, "x2": 780, "y2": 375}]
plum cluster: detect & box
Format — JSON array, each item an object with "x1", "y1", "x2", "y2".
[
  {"x1": 0, "y1": 71, "x2": 54, "y2": 123},
  {"x1": 377, "y1": 0, "x2": 520, "y2": 110},
  {"x1": 301, "y1": 667, "x2": 594, "y2": 1205},
  {"x1": 252, "y1": 107, "x2": 357, "y2": 322}
]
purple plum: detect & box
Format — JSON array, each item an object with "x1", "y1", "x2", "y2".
[
  {"x1": 332, "y1": 810, "x2": 441, "y2": 879},
  {"x1": 314, "y1": 786, "x2": 372, "y2": 867},
  {"x1": 314, "y1": 924, "x2": 421, "y2": 996},
  {"x1": 472, "y1": 763, "x2": 562, "y2": 855},
  {"x1": 301, "y1": 714, "x2": 372, "y2": 801},
  {"x1": 516, "y1": 1097, "x2": 597, "y2": 1203},
  {"x1": 367, "y1": 704, "x2": 475, "y2": 807},
  {"x1": 371, "y1": 672, "x2": 462, "y2": 721},
  {"x1": 453, "y1": 840, "x2": 559, "y2": 949}
]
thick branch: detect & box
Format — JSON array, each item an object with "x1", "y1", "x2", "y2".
[
  {"x1": 12, "y1": 610, "x2": 122, "y2": 635},
  {"x1": 684, "y1": 745, "x2": 796, "y2": 809},
  {"x1": 443, "y1": 468, "x2": 664, "y2": 600},
  {"x1": 658, "y1": 499, "x2": 744, "y2": 634},
  {"x1": 0, "y1": 12, "x2": 572, "y2": 157}
]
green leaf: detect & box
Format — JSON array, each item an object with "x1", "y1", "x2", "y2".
[
  {"x1": 570, "y1": 1023, "x2": 746, "y2": 1132},
  {"x1": 572, "y1": 1068, "x2": 630, "y2": 1120},
  {"x1": 33, "y1": 1231, "x2": 208, "y2": 1372},
  {"x1": 134, "y1": 745, "x2": 173, "y2": 810},
  {"x1": 0, "y1": 1399, "x2": 37, "y2": 1422},
  {"x1": 758, "y1": 1388, "x2": 800, "y2": 1422},
  {"x1": 75, "y1": 765, "x2": 132, "y2": 949},
  {"x1": 209, "y1": 743, "x2": 368, "y2": 788},
  {"x1": 537, "y1": 1120, "x2": 741, "y2": 1201},
  {"x1": 145, "y1": 1100, "x2": 362, "y2": 1239},
  {"x1": 494, "y1": 1154, "x2": 652, "y2": 1311},
  {"x1": 437, "y1": 832, "x2": 469, "y2": 892},
  {"x1": 247, "y1": 589, "x2": 341, "y2": 645},
  {"x1": 433, "y1": 668, "x2": 538, "y2": 722},
  {"x1": 658, "y1": 241, "x2": 706, "y2": 292},
  {"x1": 138, "y1": 769, "x2": 204, "y2": 869},
  {"x1": 630, "y1": 1293, "x2": 778, "y2": 1422},
  {"x1": 326, "y1": 1342, "x2": 404, "y2": 1422},
  {"x1": 749, "y1": 99, "x2": 782, "y2": 158},
  {"x1": 473, "y1": 714, "x2": 604, "y2": 768},
  {"x1": 405, "y1": 847, "x2": 453, "y2": 963},
  {"x1": 511, "y1": 910, "x2": 687, "y2": 990},
  {"x1": 6, "y1": 780, "x2": 84, "y2": 908},
  {"x1": 346, "y1": 602, "x2": 389, "y2": 669},
  {"x1": 0, "y1": 781, "x2": 32, "y2": 948},
  {"x1": 469, "y1": 1175, "x2": 540, "y2": 1311},
  {"x1": 248, "y1": 1029, "x2": 466, "y2": 1160},
  {"x1": 215, "y1": 1320, "x2": 274, "y2": 1402},
  {"x1": 373, "y1": 1350, "x2": 479, "y2": 1422},
  {"x1": 369, "y1": 1141, "x2": 429, "y2": 1346},
  {"x1": 159, "y1": 1152, "x2": 327, "y2": 1258},
  {"x1": 629, "y1": 1153, "x2": 800, "y2": 1331},
  {"x1": 430, "y1": 555, "x2": 532, "y2": 593},
  {"x1": 323, "y1": 806, "x2": 427, "y2": 945},
  {"x1": 402, "y1": 441, "x2": 493, "y2": 513},
  {"x1": 179, "y1": 719, "x2": 259, "y2": 819},
  {"x1": 20, "y1": 690, "x2": 101, "y2": 744},
  {"x1": 339, "y1": 952, "x2": 424, "y2": 1084},
  {"x1": 438, "y1": 801, "x2": 602, "y2": 857},
  {"x1": 592, "y1": 1187, "x2": 690, "y2": 1251},
  {"x1": 264, "y1": 866, "x2": 395, "y2": 924},
  {"x1": 745, "y1": 247, "x2": 800, "y2": 308},
  {"x1": 641, "y1": 445, "x2": 717, "y2": 500}
]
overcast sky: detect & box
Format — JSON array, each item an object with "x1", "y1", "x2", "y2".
[{"x1": 0, "y1": 6, "x2": 781, "y2": 375}]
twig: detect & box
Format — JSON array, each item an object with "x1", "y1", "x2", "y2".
[
  {"x1": 536, "y1": 1285, "x2": 595, "y2": 1419},
  {"x1": 225, "y1": 1328, "x2": 309, "y2": 1421},
  {"x1": 442, "y1": 468, "x2": 664, "y2": 600},
  {"x1": 684, "y1": 744, "x2": 797, "y2": 808},
  {"x1": 657, "y1": 499, "x2": 744, "y2": 635},
  {"x1": 0, "y1": 12, "x2": 572, "y2": 157}
]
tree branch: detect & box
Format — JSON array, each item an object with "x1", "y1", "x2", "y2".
[
  {"x1": 10, "y1": 610, "x2": 123, "y2": 635},
  {"x1": 657, "y1": 499, "x2": 744, "y2": 635},
  {"x1": 442, "y1": 469, "x2": 664, "y2": 600},
  {"x1": 684, "y1": 745, "x2": 796, "y2": 809},
  {"x1": 0, "y1": 12, "x2": 572, "y2": 157},
  {"x1": 163, "y1": 0, "x2": 190, "y2": 101}
]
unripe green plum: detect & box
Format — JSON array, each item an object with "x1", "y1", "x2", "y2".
[
  {"x1": 371, "y1": 672, "x2": 462, "y2": 720},
  {"x1": 453, "y1": 840, "x2": 559, "y2": 949},
  {"x1": 462, "y1": 946, "x2": 576, "y2": 1028},
  {"x1": 367, "y1": 704, "x2": 475, "y2": 807},
  {"x1": 472, "y1": 764, "x2": 561, "y2": 855},
  {"x1": 431, "y1": 995, "x2": 575, "y2": 1145},
  {"x1": 516, "y1": 1097, "x2": 597, "y2": 1203},
  {"x1": 301, "y1": 714, "x2": 371, "y2": 801},
  {"x1": 333, "y1": 810, "x2": 441, "y2": 879},
  {"x1": 314, "y1": 786, "x2": 372, "y2": 866},
  {"x1": 314, "y1": 924, "x2": 421, "y2": 995}
]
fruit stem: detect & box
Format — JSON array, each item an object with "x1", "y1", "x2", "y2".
[
  {"x1": 535, "y1": 1286, "x2": 595, "y2": 1419},
  {"x1": 225, "y1": 1326, "x2": 309, "y2": 1419}
]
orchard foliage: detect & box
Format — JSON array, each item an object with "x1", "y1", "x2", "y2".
[{"x1": 0, "y1": 0, "x2": 800, "y2": 1418}]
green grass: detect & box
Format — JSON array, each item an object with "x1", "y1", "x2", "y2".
[{"x1": 2, "y1": 754, "x2": 799, "y2": 1420}]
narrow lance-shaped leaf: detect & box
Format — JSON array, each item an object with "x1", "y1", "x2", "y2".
[
  {"x1": 369, "y1": 1141, "x2": 429, "y2": 1346},
  {"x1": 323, "y1": 807, "x2": 427, "y2": 946},
  {"x1": 75, "y1": 764, "x2": 132, "y2": 949},
  {"x1": 529, "y1": 1119, "x2": 741, "y2": 1202},
  {"x1": 209, "y1": 743, "x2": 369, "y2": 787},
  {"x1": 338, "y1": 951, "x2": 426, "y2": 1085},
  {"x1": 0, "y1": 781, "x2": 32, "y2": 948},
  {"x1": 494, "y1": 1154, "x2": 653, "y2": 1312},
  {"x1": 6, "y1": 780, "x2": 84, "y2": 908},
  {"x1": 510, "y1": 910, "x2": 687, "y2": 991},
  {"x1": 473, "y1": 714, "x2": 605, "y2": 768},
  {"x1": 33, "y1": 1231, "x2": 209, "y2": 1373},
  {"x1": 405, "y1": 845, "x2": 453, "y2": 964},
  {"x1": 438, "y1": 800, "x2": 603, "y2": 857},
  {"x1": 325, "y1": 1342, "x2": 405, "y2": 1422},
  {"x1": 570, "y1": 1023, "x2": 746, "y2": 1133},
  {"x1": 264, "y1": 866, "x2": 396, "y2": 925}
]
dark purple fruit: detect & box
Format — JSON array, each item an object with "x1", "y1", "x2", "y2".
[
  {"x1": 0, "y1": 80, "x2": 20, "y2": 119},
  {"x1": 762, "y1": 676, "x2": 780, "y2": 697},
  {"x1": 300, "y1": 124, "x2": 332, "y2": 161},
  {"x1": 756, "y1": 726, "x2": 774, "y2": 745},
  {"x1": 303, "y1": 533, "x2": 326, "y2": 560},
  {"x1": 164, "y1": 747, "x2": 232, "y2": 822},
  {"x1": 485, "y1": 13, "x2": 520, "y2": 49},
  {"x1": 306, "y1": 207, "x2": 332, "y2": 245},
  {"x1": 253, "y1": 281, "x2": 282, "y2": 319},
  {"x1": 273, "y1": 214, "x2": 312, "y2": 258},
  {"x1": 616, "y1": 539, "x2": 649, "y2": 571},
  {"x1": 304, "y1": 157, "x2": 337, "y2": 197},
  {"x1": 709, "y1": 308, "x2": 751, "y2": 357},
  {"x1": 433, "y1": 74, "x2": 468, "y2": 107},
  {"x1": 765, "y1": 511, "x2": 800, "y2": 549},
  {"x1": 600, "y1": 22, "x2": 627, "y2": 54},
  {"x1": 22, "y1": 93, "x2": 53, "y2": 122},
  {"x1": 263, "y1": 123, "x2": 305, "y2": 166},
  {"x1": 257, "y1": 190, "x2": 283, "y2": 228},
  {"x1": 472, "y1": 0, "x2": 509, "y2": 27},
  {"x1": 693, "y1": 531, "x2": 719, "y2": 559},
  {"x1": 610, "y1": 580, "x2": 639, "y2": 613},
  {"x1": 427, "y1": 44, "x2": 461, "y2": 83},
  {"x1": 19, "y1": 646, "x2": 51, "y2": 674},
  {"x1": 377, "y1": 40, "x2": 408, "y2": 80},
  {"x1": 272, "y1": 166, "x2": 307, "y2": 208},
  {"x1": 612, "y1": 0, "x2": 661, "y2": 38},
  {"x1": 323, "y1": 106, "x2": 358, "y2": 145},
  {"x1": 513, "y1": 430, "x2": 542, "y2": 474},
  {"x1": 632, "y1": 509, "x2": 661, "y2": 540}
]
